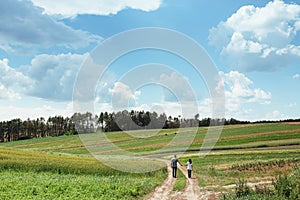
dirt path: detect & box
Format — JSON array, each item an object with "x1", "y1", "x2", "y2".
[
  {"x1": 146, "y1": 162, "x2": 221, "y2": 200},
  {"x1": 175, "y1": 164, "x2": 202, "y2": 199},
  {"x1": 145, "y1": 161, "x2": 274, "y2": 200},
  {"x1": 204, "y1": 180, "x2": 272, "y2": 190},
  {"x1": 146, "y1": 164, "x2": 176, "y2": 200}
]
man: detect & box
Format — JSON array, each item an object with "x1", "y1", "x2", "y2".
[{"x1": 171, "y1": 155, "x2": 182, "y2": 178}]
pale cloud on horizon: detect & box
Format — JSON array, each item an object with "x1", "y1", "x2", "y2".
[
  {"x1": 219, "y1": 71, "x2": 271, "y2": 112},
  {"x1": 265, "y1": 110, "x2": 288, "y2": 120},
  {"x1": 0, "y1": 102, "x2": 74, "y2": 121},
  {"x1": 0, "y1": 67, "x2": 274, "y2": 121},
  {"x1": 0, "y1": 52, "x2": 274, "y2": 121}
]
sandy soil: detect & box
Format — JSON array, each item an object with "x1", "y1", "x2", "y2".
[{"x1": 145, "y1": 165, "x2": 176, "y2": 200}]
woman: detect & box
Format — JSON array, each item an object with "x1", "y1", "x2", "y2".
[{"x1": 187, "y1": 159, "x2": 192, "y2": 178}]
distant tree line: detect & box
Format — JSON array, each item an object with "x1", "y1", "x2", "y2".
[
  {"x1": 251, "y1": 118, "x2": 300, "y2": 124},
  {"x1": 0, "y1": 110, "x2": 299, "y2": 142},
  {"x1": 0, "y1": 116, "x2": 76, "y2": 142}
]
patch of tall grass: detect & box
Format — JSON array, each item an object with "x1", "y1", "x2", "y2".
[
  {"x1": 0, "y1": 148, "x2": 167, "y2": 199},
  {"x1": 222, "y1": 168, "x2": 300, "y2": 200},
  {"x1": 173, "y1": 169, "x2": 186, "y2": 191},
  {"x1": 0, "y1": 171, "x2": 163, "y2": 200}
]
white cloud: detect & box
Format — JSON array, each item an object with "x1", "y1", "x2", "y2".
[
  {"x1": 0, "y1": 0, "x2": 100, "y2": 52},
  {"x1": 0, "y1": 84, "x2": 20, "y2": 100},
  {"x1": 195, "y1": 70, "x2": 273, "y2": 120},
  {"x1": 96, "y1": 71, "x2": 270, "y2": 120},
  {"x1": 0, "y1": 58, "x2": 33, "y2": 99},
  {"x1": 0, "y1": 54, "x2": 90, "y2": 101},
  {"x1": 265, "y1": 110, "x2": 288, "y2": 120},
  {"x1": 31, "y1": 0, "x2": 162, "y2": 18},
  {"x1": 219, "y1": 71, "x2": 271, "y2": 112},
  {"x1": 109, "y1": 82, "x2": 141, "y2": 110},
  {"x1": 293, "y1": 74, "x2": 300, "y2": 79},
  {"x1": 152, "y1": 101, "x2": 199, "y2": 119},
  {"x1": 288, "y1": 103, "x2": 297, "y2": 107},
  {"x1": 159, "y1": 72, "x2": 196, "y2": 102},
  {"x1": 0, "y1": 102, "x2": 73, "y2": 121},
  {"x1": 94, "y1": 70, "x2": 118, "y2": 104},
  {"x1": 23, "y1": 53, "x2": 88, "y2": 101},
  {"x1": 209, "y1": 0, "x2": 300, "y2": 71}
]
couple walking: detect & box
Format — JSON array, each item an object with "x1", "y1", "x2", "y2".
[{"x1": 170, "y1": 155, "x2": 192, "y2": 178}]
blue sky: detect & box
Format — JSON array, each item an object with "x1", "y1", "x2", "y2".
[{"x1": 0, "y1": 0, "x2": 299, "y2": 121}]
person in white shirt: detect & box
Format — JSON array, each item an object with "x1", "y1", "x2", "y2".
[{"x1": 187, "y1": 158, "x2": 192, "y2": 178}]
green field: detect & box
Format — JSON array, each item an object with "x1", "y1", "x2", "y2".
[
  {"x1": 1, "y1": 122, "x2": 300, "y2": 199},
  {"x1": 0, "y1": 145, "x2": 166, "y2": 199}
]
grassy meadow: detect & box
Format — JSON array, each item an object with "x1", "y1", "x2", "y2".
[
  {"x1": 0, "y1": 122, "x2": 300, "y2": 199},
  {"x1": 0, "y1": 146, "x2": 166, "y2": 199}
]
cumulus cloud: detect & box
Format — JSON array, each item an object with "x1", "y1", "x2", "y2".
[
  {"x1": 23, "y1": 53, "x2": 88, "y2": 101},
  {"x1": 109, "y1": 82, "x2": 141, "y2": 110},
  {"x1": 219, "y1": 71, "x2": 271, "y2": 112},
  {"x1": 0, "y1": 58, "x2": 33, "y2": 99},
  {"x1": 196, "y1": 71, "x2": 271, "y2": 119},
  {"x1": 265, "y1": 110, "x2": 288, "y2": 120},
  {"x1": 0, "y1": 54, "x2": 90, "y2": 101},
  {"x1": 0, "y1": 0, "x2": 100, "y2": 52},
  {"x1": 31, "y1": 0, "x2": 162, "y2": 18},
  {"x1": 0, "y1": 84, "x2": 20, "y2": 100},
  {"x1": 159, "y1": 72, "x2": 196, "y2": 102},
  {"x1": 209, "y1": 0, "x2": 300, "y2": 71}
]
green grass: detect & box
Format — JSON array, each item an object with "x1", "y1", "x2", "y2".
[
  {"x1": 99, "y1": 123, "x2": 300, "y2": 153},
  {"x1": 0, "y1": 171, "x2": 162, "y2": 200},
  {"x1": 223, "y1": 167, "x2": 300, "y2": 200},
  {"x1": 173, "y1": 169, "x2": 186, "y2": 191},
  {"x1": 0, "y1": 147, "x2": 166, "y2": 199},
  {"x1": 191, "y1": 123, "x2": 300, "y2": 149},
  {"x1": 1, "y1": 134, "x2": 88, "y2": 154},
  {"x1": 3, "y1": 123, "x2": 300, "y2": 155},
  {"x1": 1, "y1": 122, "x2": 300, "y2": 199},
  {"x1": 188, "y1": 150, "x2": 300, "y2": 188}
]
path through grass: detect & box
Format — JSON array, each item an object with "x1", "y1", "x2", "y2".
[{"x1": 1, "y1": 122, "x2": 300, "y2": 199}]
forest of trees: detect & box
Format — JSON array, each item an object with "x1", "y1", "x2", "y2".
[
  {"x1": 0, "y1": 116, "x2": 76, "y2": 142},
  {"x1": 61, "y1": 110, "x2": 250, "y2": 133},
  {"x1": 1, "y1": 109, "x2": 299, "y2": 143}
]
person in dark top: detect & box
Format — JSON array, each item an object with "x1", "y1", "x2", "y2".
[{"x1": 171, "y1": 155, "x2": 182, "y2": 178}]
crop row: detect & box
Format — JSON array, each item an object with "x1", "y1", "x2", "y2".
[
  {"x1": 0, "y1": 148, "x2": 166, "y2": 199},
  {"x1": 0, "y1": 170, "x2": 164, "y2": 200},
  {"x1": 230, "y1": 158, "x2": 300, "y2": 172}
]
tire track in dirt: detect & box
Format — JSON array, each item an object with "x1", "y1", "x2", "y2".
[
  {"x1": 146, "y1": 161, "x2": 222, "y2": 200},
  {"x1": 176, "y1": 164, "x2": 202, "y2": 199},
  {"x1": 175, "y1": 165, "x2": 222, "y2": 200},
  {"x1": 145, "y1": 162, "x2": 176, "y2": 200}
]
